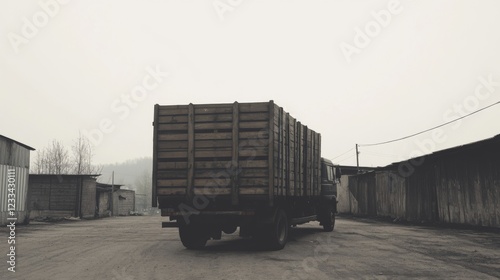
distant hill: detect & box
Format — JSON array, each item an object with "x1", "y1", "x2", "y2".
[{"x1": 99, "y1": 157, "x2": 152, "y2": 189}]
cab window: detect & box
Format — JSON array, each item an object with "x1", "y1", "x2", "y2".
[{"x1": 327, "y1": 166, "x2": 334, "y2": 181}]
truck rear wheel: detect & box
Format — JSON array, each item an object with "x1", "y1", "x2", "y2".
[
  {"x1": 179, "y1": 225, "x2": 208, "y2": 249},
  {"x1": 265, "y1": 209, "x2": 289, "y2": 250}
]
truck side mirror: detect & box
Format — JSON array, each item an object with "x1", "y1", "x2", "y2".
[{"x1": 335, "y1": 167, "x2": 342, "y2": 179}]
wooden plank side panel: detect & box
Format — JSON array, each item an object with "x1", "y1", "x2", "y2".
[
  {"x1": 158, "y1": 140, "x2": 188, "y2": 150},
  {"x1": 158, "y1": 133, "x2": 188, "y2": 141},
  {"x1": 194, "y1": 105, "x2": 233, "y2": 115},
  {"x1": 157, "y1": 170, "x2": 188, "y2": 179},
  {"x1": 187, "y1": 104, "x2": 195, "y2": 200},
  {"x1": 239, "y1": 102, "x2": 270, "y2": 113},
  {"x1": 157, "y1": 188, "x2": 186, "y2": 195},
  {"x1": 158, "y1": 106, "x2": 188, "y2": 116},
  {"x1": 158, "y1": 123, "x2": 188, "y2": 131},
  {"x1": 239, "y1": 168, "x2": 268, "y2": 178},
  {"x1": 285, "y1": 113, "x2": 291, "y2": 196},
  {"x1": 158, "y1": 115, "x2": 188, "y2": 124},
  {"x1": 158, "y1": 161, "x2": 188, "y2": 170},
  {"x1": 195, "y1": 113, "x2": 232, "y2": 123},
  {"x1": 296, "y1": 122, "x2": 302, "y2": 196},
  {"x1": 231, "y1": 102, "x2": 239, "y2": 205},
  {"x1": 194, "y1": 122, "x2": 232, "y2": 130},
  {"x1": 152, "y1": 104, "x2": 160, "y2": 207},
  {"x1": 289, "y1": 117, "x2": 296, "y2": 196},
  {"x1": 281, "y1": 108, "x2": 286, "y2": 196},
  {"x1": 277, "y1": 107, "x2": 284, "y2": 196},
  {"x1": 317, "y1": 133, "x2": 322, "y2": 196},
  {"x1": 240, "y1": 112, "x2": 269, "y2": 122},
  {"x1": 155, "y1": 101, "x2": 326, "y2": 203},
  {"x1": 307, "y1": 129, "x2": 313, "y2": 196},
  {"x1": 157, "y1": 179, "x2": 188, "y2": 187},
  {"x1": 268, "y1": 101, "x2": 275, "y2": 205}
]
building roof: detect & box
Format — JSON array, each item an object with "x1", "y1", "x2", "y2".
[
  {"x1": 96, "y1": 182, "x2": 124, "y2": 192},
  {"x1": 380, "y1": 133, "x2": 500, "y2": 171},
  {"x1": 0, "y1": 134, "x2": 35, "y2": 151},
  {"x1": 337, "y1": 165, "x2": 375, "y2": 175}
]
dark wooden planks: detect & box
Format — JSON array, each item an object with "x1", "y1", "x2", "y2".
[{"x1": 153, "y1": 101, "x2": 321, "y2": 204}]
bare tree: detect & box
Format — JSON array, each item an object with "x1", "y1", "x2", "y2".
[
  {"x1": 33, "y1": 148, "x2": 45, "y2": 174},
  {"x1": 49, "y1": 140, "x2": 71, "y2": 174},
  {"x1": 30, "y1": 134, "x2": 102, "y2": 175},
  {"x1": 32, "y1": 140, "x2": 71, "y2": 174},
  {"x1": 72, "y1": 132, "x2": 102, "y2": 175}
]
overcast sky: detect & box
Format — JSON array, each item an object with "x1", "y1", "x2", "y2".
[{"x1": 1, "y1": 0, "x2": 500, "y2": 167}]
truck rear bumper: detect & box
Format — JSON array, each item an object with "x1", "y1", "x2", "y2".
[{"x1": 162, "y1": 209, "x2": 256, "y2": 217}]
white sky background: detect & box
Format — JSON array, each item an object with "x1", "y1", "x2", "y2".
[{"x1": 1, "y1": 0, "x2": 500, "y2": 167}]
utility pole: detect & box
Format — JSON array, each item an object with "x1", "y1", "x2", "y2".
[
  {"x1": 356, "y1": 144, "x2": 360, "y2": 173},
  {"x1": 110, "y1": 171, "x2": 114, "y2": 217}
]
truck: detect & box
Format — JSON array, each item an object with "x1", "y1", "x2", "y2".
[{"x1": 152, "y1": 101, "x2": 340, "y2": 250}]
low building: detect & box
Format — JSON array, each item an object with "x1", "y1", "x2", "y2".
[
  {"x1": 96, "y1": 183, "x2": 135, "y2": 216},
  {"x1": 27, "y1": 174, "x2": 99, "y2": 219},
  {"x1": 0, "y1": 135, "x2": 35, "y2": 225},
  {"x1": 335, "y1": 165, "x2": 374, "y2": 214},
  {"x1": 115, "y1": 189, "x2": 135, "y2": 216}
]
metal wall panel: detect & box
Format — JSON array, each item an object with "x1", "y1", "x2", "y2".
[
  {"x1": 0, "y1": 139, "x2": 31, "y2": 168},
  {"x1": 0, "y1": 164, "x2": 29, "y2": 225}
]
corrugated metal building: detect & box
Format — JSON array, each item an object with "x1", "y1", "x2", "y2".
[
  {"x1": 28, "y1": 174, "x2": 99, "y2": 219},
  {"x1": 339, "y1": 134, "x2": 500, "y2": 228},
  {"x1": 0, "y1": 135, "x2": 35, "y2": 225}
]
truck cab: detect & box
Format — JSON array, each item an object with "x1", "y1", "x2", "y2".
[
  {"x1": 321, "y1": 158, "x2": 340, "y2": 198},
  {"x1": 318, "y1": 158, "x2": 340, "y2": 232}
]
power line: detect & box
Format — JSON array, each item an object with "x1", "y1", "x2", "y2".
[
  {"x1": 362, "y1": 151, "x2": 401, "y2": 159},
  {"x1": 337, "y1": 154, "x2": 356, "y2": 163},
  {"x1": 359, "y1": 100, "x2": 500, "y2": 147},
  {"x1": 332, "y1": 147, "x2": 355, "y2": 159}
]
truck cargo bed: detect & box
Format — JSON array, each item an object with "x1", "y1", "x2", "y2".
[{"x1": 152, "y1": 101, "x2": 321, "y2": 208}]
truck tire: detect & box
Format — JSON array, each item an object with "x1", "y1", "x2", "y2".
[
  {"x1": 179, "y1": 225, "x2": 208, "y2": 249},
  {"x1": 266, "y1": 209, "x2": 289, "y2": 250},
  {"x1": 323, "y1": 207, "x2": 336, "y2": 232}
]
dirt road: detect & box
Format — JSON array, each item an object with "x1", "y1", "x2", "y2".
[{"x1": 2, "y1": 215, "x2": 499, "y2": 279}]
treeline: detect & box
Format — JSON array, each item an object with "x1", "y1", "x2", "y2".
[{"x1": 32, "y1": 133, "x2": 102, "y2": 175}]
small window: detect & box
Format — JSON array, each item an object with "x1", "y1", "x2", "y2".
[{"x1": 327, "y1": 166, "x2": 334, "y2": 181}]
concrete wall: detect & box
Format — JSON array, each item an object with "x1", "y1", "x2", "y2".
[
  {"x1": 80, "y1": 177, "x2": 96, "y2": 219},
  {"x1": 337, "y1": 136, "x2": 500, "y2": 228},
  {"x1": 28, "y1": 175, "x2": 97, "y2": 219},
  {"x1": 96, "y1": 191, "x2": 110, "y2": 217},
  {"x1": 113, "y1": 190, "x2": 135, "y2": 216}
]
